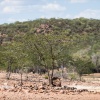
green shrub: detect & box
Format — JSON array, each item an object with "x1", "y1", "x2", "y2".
[
  {"x1": 69, "y1": 73, "x2": 77, "y2": 80},
  {"x1": 44, "y1": 75, "x2": 48, "y2": 79}
]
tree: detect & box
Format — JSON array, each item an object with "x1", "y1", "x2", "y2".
[
  {"x1": 72, "y1": 45, "x2": 95, "y2": 80},
  {"x1": 1, "y1": 43, "x2": 17, "y2": 79},
  {"x1": 24, "y1": 31, "x2": 74, "y2": 85},
  {"x1": 92, "y1": 53, "x2": 100, "y2": 73},
  {"x1": 73, "y1": 58, "x2": 94, "y2": 80}
]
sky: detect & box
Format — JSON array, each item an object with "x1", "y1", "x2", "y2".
[{"x1": 0, "y1": 0, "x2": 100, "y2": 24}]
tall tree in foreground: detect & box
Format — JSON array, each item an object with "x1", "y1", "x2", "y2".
[{"x1": 25, "y1": 32, "x2": 73, "y2": 85}]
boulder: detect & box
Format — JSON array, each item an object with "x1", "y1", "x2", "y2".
[
  {"x1": 39, "y1": 85, "x2": 45, "y2": 90},
  {"x1": 51, "y1": 77, "x2": 61, "y2": 87},
  {"x1": 33, "y1": 85, "x2": 38, "y2": 90},
  {"x1": 60, "y1": 90, "x2": 65, "y2": 94}
]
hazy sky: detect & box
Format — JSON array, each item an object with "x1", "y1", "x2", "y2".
[{"x1": 0, "y1": 0, "x2": 100, "y2": 24}]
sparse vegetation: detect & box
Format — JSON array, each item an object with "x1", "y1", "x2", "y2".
[{"x1": 0, "y1": 18, "x2": 100, "y2": 85}]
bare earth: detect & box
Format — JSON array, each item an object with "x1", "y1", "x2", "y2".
[{"x1": 0, "y1": 72, "x2": 100, "y2": 100}]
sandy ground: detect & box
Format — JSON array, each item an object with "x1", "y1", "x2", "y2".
[
  {"x1": 0, "y1": 91, "x2": 100, "y2": 100},
  {"x1": 0, "y1": 72, "x2": 100, "y2": 100}
]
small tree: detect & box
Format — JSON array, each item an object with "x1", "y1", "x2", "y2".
[
  {"x1": 73, "y1": 59, "x2": 94, "y2": 80},
  {"x1": 71, "y1": 43, "x2": 94, "y2": 80},
  {"x1": 12, "y1": 41, "x2": 31, "y2": 87},
  {"x1": 1, "y1": 43, "x2": 17, "y2": 79},
  {"x1": 92, "y1": 53, "x2": 100, "y2": 73}
]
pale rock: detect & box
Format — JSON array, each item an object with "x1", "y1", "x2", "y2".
[{"x1": 60, "y1": 90, "x2": 64, "y2": 94}]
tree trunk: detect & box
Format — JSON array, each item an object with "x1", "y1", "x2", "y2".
[
  {"x1": 96, "y1": 66, "x2": 99, "y2": 73},
  {"x1": 96, "y1": 56, "x2": 99, "y2": 73},
  {"x1": 6, "y1": 58, "x2": 13, "y2": 80},
  {"x1": 6, "y1": 64, "x2": 11, "y2": 80},
  {"x1": 6, "y1": 71, "x2": 11, "y2": 80},
  {"x1": 47, "y1": 70, "x2": 51, "y2": 85},
  {"x1": 20, "y1": 72, "x2": 23, "y2": 90},
  {"x1": 50, "y1": 58, "x2": 55, "y2": 85},
  {"x1": 79, "y1": 74, "x2": 82, "y2": 81}
]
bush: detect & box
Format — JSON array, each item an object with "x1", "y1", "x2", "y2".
[
  {"x1": 44, "y1": 75, "x2": 48, "y2": 79},
  {"x1": 69, "y1": 73, "x2": 77, "y2": 80}
]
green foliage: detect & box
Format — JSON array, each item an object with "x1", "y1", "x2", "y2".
[
  {"x1": 44, "y1": 75, "x2": 48, "y2": 79},
  {"x1": 69, "y1": 73, "x2": 77, "y2": 81},
  {"x1": 73, "y1": 59, "x2": 94, "y2": 77},
  {"x1": 0, "y1": 18, "x2": 100, "y2": 80}
]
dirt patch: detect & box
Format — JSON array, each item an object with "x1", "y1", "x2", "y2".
[{"x1": 0, "y1": 72, "x2": 100, "y2": 100}]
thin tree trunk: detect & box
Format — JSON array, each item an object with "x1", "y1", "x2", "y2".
[
  {"x1": 47, "y1": 70, "x2": 51, "y2": 85},
  {"x1": 20, "y1": 72, "x2": 23, "y2": 90},
  {"x1": 79, "y1": 74, "x2": 82, "y2": 81},
  {"x1": 6, "y1": 60, "x2": 12, "y2": 80},
  {"x1": 96, "y1": 56, "x2": 99, "y2": 73},
  {"x1": 6, "y1": 71, "x2": 11, "y2": 80},
  {"x1": 96, "y1": 66, "x2": 99, "y2": 73}
]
